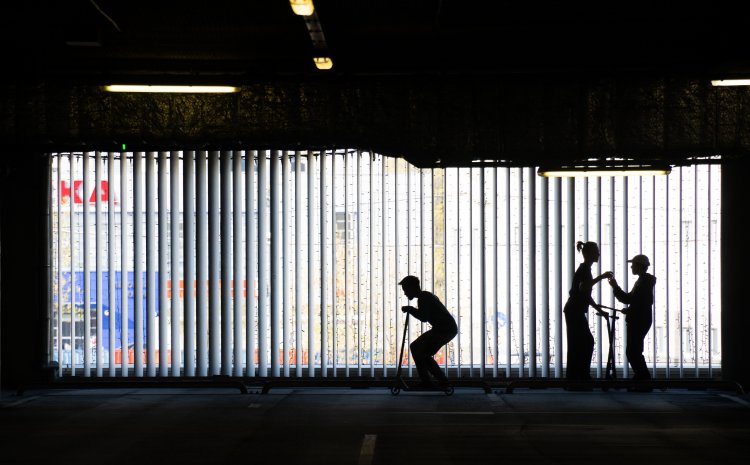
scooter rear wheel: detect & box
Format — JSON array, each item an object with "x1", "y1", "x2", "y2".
[{"x1": 390, "y1": 387, "x2": 401, "y2": 396}]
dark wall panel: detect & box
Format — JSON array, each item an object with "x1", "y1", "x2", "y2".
[{"x1": 2, "y1": 77, "x2": 749, "y2": 167}]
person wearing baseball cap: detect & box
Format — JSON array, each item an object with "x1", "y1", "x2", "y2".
[{"x1": 608, "y1": 254, "x2": 657, "y2": 389}]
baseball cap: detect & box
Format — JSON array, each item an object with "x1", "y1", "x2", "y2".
[
  {"x1": 398, "y1": 275, "x2": 420, "y2": 287},
  {"x1": 627, "y1": 254, "x2": 650, "y2": 266}
]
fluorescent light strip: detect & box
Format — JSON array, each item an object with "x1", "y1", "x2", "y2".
[
  {"x1": 104, "y1": 85, "x2": 239, "y2": 93},
  {"x1": 711, "y1": 79, "x2": 750, "y2": 87},
  {"x1": 538, "y1": 168, "x2": 671, "y2": 177}
]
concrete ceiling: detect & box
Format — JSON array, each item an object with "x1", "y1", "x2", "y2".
[
  {"x1": 2, "y1": 1, "x2": 750, "y2": 167},
  {"x1": 3, "y1": 0, "x2": 749, "y2": 82}
]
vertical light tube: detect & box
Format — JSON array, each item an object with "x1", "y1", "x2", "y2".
[
  {"x1": 664, "y1": 176, "x2": 671, "y2": 379},
  {"x1": 540, "y1": 175, "x2": 549, "y2": 377},
  {"x1": 357, "y1": 152, "x2": 362, "y2": 376},
  {"x1": 694, "y1": 168, "x2": 699, "y2": 377},
  {"x1": 707, "y1": 166, "x2": 712, "y2": 378},
  {"x1": 370, "y1": 154, "x2": 375, "y2": 378},
  {"x1": 678, "y1": 168, "x2": 684, "y2": 378},
  {"x1": 69, "y1": 154, "x2": 76, "y2": 376},
  {"x1": 382, "y1": 156, "x2": 387, "y2": 377},
  {"x1": 108, "y1": 152, "x2": 116, "y2": 376},
  {"x1": 170, "y1": 151, "x2": 181, "y2": 377},
  {"x1": 638, "y1": 178, "x2": 645, "y2": 376},
  {"x1": 282, "y1": 151, "x2": 290, "y2": 377},
  {"x1": 345, "y1": 152, "x2": 349, "y2": 377},
  {"x1": 432, "y1": 171, "x2": 437, "y2": 372},
  {"x1": 145, "y1": 152, "x2": 157, "y2": 377},
  {"x1": 492, "y1": 168, "x2": 499, "y2": 378},
  {"x1": 184, "y1": 151, "x2": 196, "y2": 376},
  {"x1": 158, "y1": 152, "x2": 169, "y2": 377},
  {"x1": 420, "y1": 169, "x2": 425, "y2": 341},
  {"x1": 468, "y1": 168, "x2": 472, "y2": 377},
  {"x1": 196, "y1": 151, "x2": 209, "y2": 376},
  {"x1": 665, "y1": 174, "x2": 670, "y2": 379},
  {"x1": 258, "y1": 151, "x2": 269, "y2": 376},
  {"x1": 569, "y1": 178, "x2": 578, "y2": 377},
  {"x1": 595, "y1": 178, "x2": 603, "y2": 377},
  {"x1": 208, "y1": 151, "x2": 221, "y2": 375},
  {"x1": 56, "y1": 156, "x2": 63, "y2": 377},
  {"x1": 233, "y1": 150, "x2": 244, "y2": 377},
  {"x1": 394, "y1": 160, "x2": 400, "y2": 376},
  {"x1": 308, "y1": 152, "x2": 316, "y2": 377},
  {"x1": 320, "y1": 151, "x2": 328, "y2": 378},
  {"x1": 553, "y1": 178, "x2": 562, "y2": 378},
  {"x1": 444, "y1": 168, "x2": 448, "y2": 375},
  {"x1": 652, "y1": 176, "x2": 657, "y2": 377},
  {"x1": 270, "y1": 150, "x2": 281, "y2": 377},
  {"x1": 295, "y1": 152, "x2": 302, "y2": 376},
  {"x1": 246, "y1": 151, "x2": 257, "y2": 377},
  {"x1": 456, "y1": 167, "x2": 461, "y2": 378},
  {"x1": 608, "y1": 177, "x2": 616, "y2": 375},
  {"x1": 83, "y1": 152, "x2": 92, "y2": 376},
  {"x1": 528, "y1": 168, "x2": 536, "y2": 378},
  {"x1": 221, "y1": 151, "x2": 233, "y2": 375},
  {"x1": 47, "y1": 156, "x2": 52, "y2": 372},
  {"x1": 133, "y1": 152, "x2": 144, "y2": 377},
  {"x1": 332, "y1": 152, "x2": 338, "y2": 377},
  {"x1": 517, "y1": 169, "x2": 525, "y2": 377},
  {"x1": 479, "y1": 168, "x2": 486, "y2": 377},
  {"x1": 505, "y1": 168, "x2": 512, "y2": 377},
  {"x1": 584, "y1": 178, "x2": 592, "y2": 374},
  {"x1": 120, "y1": 153, "x2": 130, "y2": 376},
  {"x1": 622, "y1": 178, "x2": 630, "y2": 378},
  {"x1": 407, "y1": 163, "x2": 413, "y2": 377},
  {"x1": 94, "y1": 152, "x2": 103, "y2": 376}
]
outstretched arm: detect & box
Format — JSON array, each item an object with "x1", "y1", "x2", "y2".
[
  {"x1": 609, "y1": 275, "x2": 631, "y2": 304},
  {"x1": 583, "y1": 271, "x2": 612, "y2": 311}
]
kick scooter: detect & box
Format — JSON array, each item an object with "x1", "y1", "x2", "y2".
[
  {"x1": 597, "y1": 305, "x2": 624, "y2": 383},
  {"x1": 390, "y1": 314, "x2": 454, "y2": 396}
]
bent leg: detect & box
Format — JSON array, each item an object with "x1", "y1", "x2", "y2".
[{"x1": 411, "y1": 330, "x2": 453, "y2": 383}]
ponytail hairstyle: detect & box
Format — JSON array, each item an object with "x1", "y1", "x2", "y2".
[{"x1": 576, "y1": 240, "x2": 598, "y2": 255}]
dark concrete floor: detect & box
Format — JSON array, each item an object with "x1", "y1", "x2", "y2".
[{"x1": 2, "y1": 385, "x2": 749, "y2": 465}]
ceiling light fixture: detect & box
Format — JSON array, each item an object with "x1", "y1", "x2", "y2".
[
  {"x1": 313, "y1": 57, "x2": 333, "y2": 70},
  {"x1": 289, "y1": 0, "x2": 314, "y2": 16},
  {"x1": 104, "y1": 85, "x2": 239, "y2": 93},
  {"x1": 537, "y1": 160, "x2": 672, "y2": 177},
  {"x1": 711, "y1": 79, "x2": 750, "y2": 86}
]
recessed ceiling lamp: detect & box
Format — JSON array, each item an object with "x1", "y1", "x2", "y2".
[
  {"x1": 104, "y1": 85, "x2": 239, "y2": 93},
  {"x1": 289, "y1": 0, "x2": 314, "y2": 16},
  {"x1": 711, "y1": 79, "x2": 750, "y2": 86},
  {"x1": 537, "y1": 160, "x2": 672, "y2": 177},
  {"x1": 313, "y1": 57, "x2": 333, "y2": 70}
]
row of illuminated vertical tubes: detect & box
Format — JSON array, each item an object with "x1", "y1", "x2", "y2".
[{"x1": 51, "y1": 151, "x2": 720, "y2": 378}]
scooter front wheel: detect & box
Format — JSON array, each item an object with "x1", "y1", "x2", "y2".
[{"x1": 390, "y1": 387, "x2": 401, "y2": 396}]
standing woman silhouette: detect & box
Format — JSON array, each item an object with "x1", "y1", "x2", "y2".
[{"x1": 564, "y1": 241, "x2": 612, "y2": 381}]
